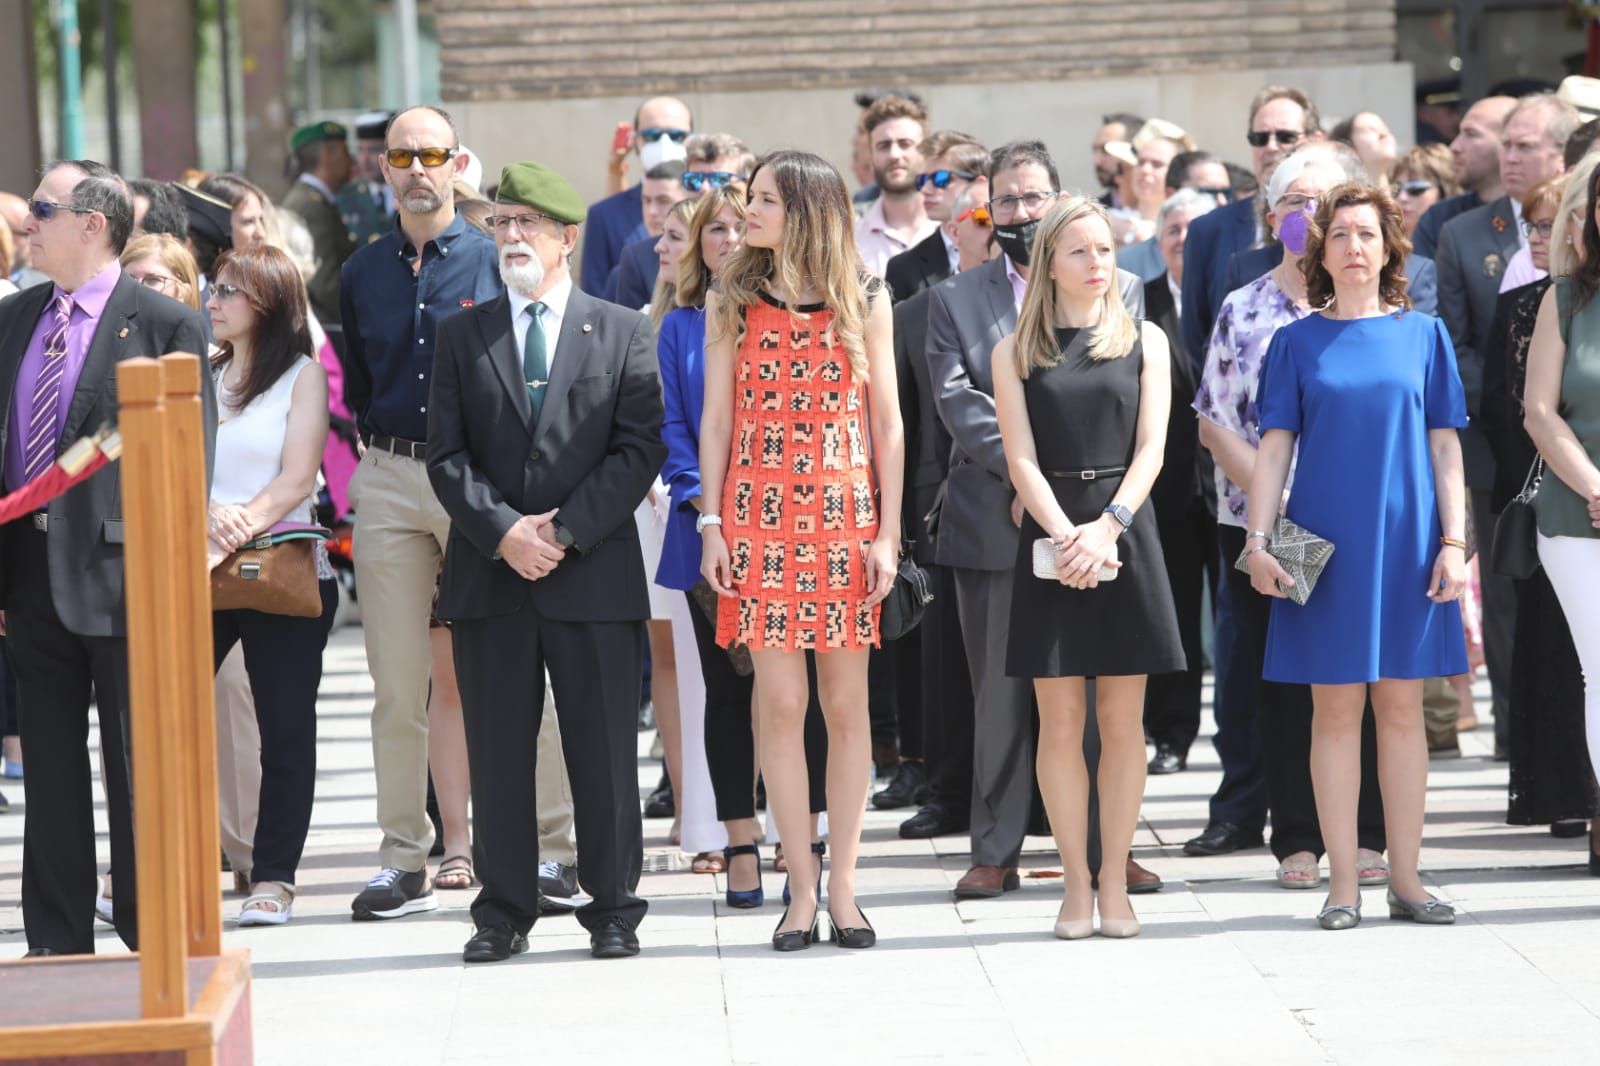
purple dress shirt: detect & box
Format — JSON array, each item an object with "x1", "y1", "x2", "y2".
[{"x1": 4, "y1": 263, "x2": 121, "y2": 491}]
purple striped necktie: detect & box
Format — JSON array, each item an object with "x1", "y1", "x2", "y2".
[{"x1": 22, "y1": 294, "x2": 74, "y2": 484}]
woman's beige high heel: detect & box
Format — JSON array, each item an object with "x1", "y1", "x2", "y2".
[{"x1": 1096, "y1": 895, "x2": 1141, "y2": 938}]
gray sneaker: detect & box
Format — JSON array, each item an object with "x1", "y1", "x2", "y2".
[
  {"x1": 351, "y1": 866, "x2": 438, "y2": 921},
  {"x1": 537, "y1": 860, "x2": 584, "y2": 913}
]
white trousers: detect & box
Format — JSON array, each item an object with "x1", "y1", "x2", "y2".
[{"x1": 1538, "y1": 533, "x2": 1600, "y2": 785}]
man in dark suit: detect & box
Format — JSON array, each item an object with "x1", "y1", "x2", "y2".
[
  {"x1": 282, "y1": 121, "x2": 357, "y2": 333},
  {"x1": 0, "y1": 160, "x2": 213, "y2": 955},
  {"x1": 926, "y1": 141, "x2": 1155, "y2": 899},
  {"x1": 1180, "y1": 86, "x2": 1323, "y2": 360},
  {"x1": 1436, "y1": 92, "x2": 1577, "y2": 755},
  {"x1": 1411, "y1": 96, "x2": 1517, "y2": 259},
  {"x1": 884, "y1": 133, "x2": 988, "y2": 304},
  {"x1": 428, "y1": 162, "x2": 664, "y2": 963},
  {"x1": 579, "y1": 96, "x2": 693, "y2": 295}
]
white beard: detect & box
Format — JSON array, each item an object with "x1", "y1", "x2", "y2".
[{"x1": 498, "y1": 241, "x2": 545, "y2": 296}]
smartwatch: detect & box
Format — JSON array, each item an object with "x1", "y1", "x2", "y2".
[{"x1": 1103, "y1": 504, "x2": 1134, "y2": 531}]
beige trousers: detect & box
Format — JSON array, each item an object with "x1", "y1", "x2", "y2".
[
  {"x1": 538, "y1": 676, "x2": 576, "y2": 865},
  {"x1": 215, "y1": 645, "x2": 259, "y2": 874},
  {"x1": 1423, "y1": 676, "x2": 1460, "y2": 748}
]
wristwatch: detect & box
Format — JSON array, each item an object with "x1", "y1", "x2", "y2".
[
  {"x1": 696, "y1": 513, "x2": 723, "y2": 534},
  {"x1": 551, "y1": 520, "x2": 576, "y2": 549},
  {"x1": 1103, "y1": 504, "x2": 1134, "y2": 531}
]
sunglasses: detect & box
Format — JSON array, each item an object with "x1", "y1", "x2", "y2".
[
  {"x1": 916, "y1": 169, "x2": 978, "y2": 192},
  {"x1": 28, "y1": 198, "x2": 93, "y2": 223},
  {"x1": 1195, "y1": 186, "x2": 1233, "y2": 201},
  {"x1": 637, "y1": 127, "x2": 690, "y2": 144},
  {"x1": 385, "y1": 146, "x2": 456, "y2": 169},
  {"x1": 681, "y1": 171, "x2": 746, "y2": 193},
  {"x1": 1396, "y1": 180, "x2": 1436, "y2": 197},
  {"x1": 1246, "y1": 129, "x2": 1305, "y2": 149},
  {"x1": 211, "y1": 282, "x2": 248, "y2": 301},
  {"x1": 955, "y1": 205, "x2": 992, "y2": 227}
]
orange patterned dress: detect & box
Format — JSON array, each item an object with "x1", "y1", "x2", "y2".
[{"x1": 715, "y1": 290, "x2": 881, "y2": 651}]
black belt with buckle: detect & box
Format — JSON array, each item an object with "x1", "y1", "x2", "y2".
[
  {"x1": 368, "y1": 434, "x2": 428, "y2": 461},
  {"x1": 1044, "y1": 466, "x2": 1127, "y2": 481}
]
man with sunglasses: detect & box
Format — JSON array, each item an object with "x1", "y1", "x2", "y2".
[
  {"x1": 339, "y1": 105, "x2": 505, "y2": 922},
  {"x1": 0, "y1": 160, "x2": 214, "y2": 956},
  {"x1": 883, "y1": 132, "x2": 988, "y2": 304},
  {"x1": 856, "y1": 94, "x2": 937, "y2": 277},
  {"x1": 579, "y1": 97, "x2": 693, "y2": 297},
  {"x1": 282, "y1": 121, "x2": 358, "y2": 338}
]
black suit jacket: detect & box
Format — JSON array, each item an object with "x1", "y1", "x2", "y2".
[
  {"x1": 884, "y1": 229, "x2": 952, "y2": 305},
  {"x1": 427, "y1": 285, "x2": 666, "y2": 623},
  {"x1": 1143, "y1": 273, "x2": 1207, "y2": 520},
  {"x1": 892, "y1": 287, "x2": 949, "y2": 564},
  {"x1": 606, "y1": 236, "x2": 659, "y2": 312},
  {"x1": 0, "y1": 273, "x2": 213, "y2": 636}
]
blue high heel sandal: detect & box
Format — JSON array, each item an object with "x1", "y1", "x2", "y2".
[
  {"x1": 722, "y1": 844, "x2": 764, "y2": 909},
  {"x1": 782, "y1": 840, "x2": 827, "y2": 905}
]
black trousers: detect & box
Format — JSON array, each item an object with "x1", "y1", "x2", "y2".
[
  {"x1": 5, "y1": 521, "x2": 138, "y2": 953},
  {"x1": 212, "y1": 578, "x2": 337, "y2": 885},
  {"x1": 868, "y1": 644, "x2": 897, "y2": 748},
  {"x1": 920, "y1": 563, "x2": 973, "y2": 811},
  {"x1": 1225, "y1": 531, "x2": 1386, "y2": 859},
  {"x1": 453, "y1": 604, "x2": 647, "y2": 936},
  {"x1": 1144, "y1": 499, "x2": 1217, "y2": 754},
  {"x1": 684, "y1": 592, "x2": 827, "y2": 822},
  {"x1": 889, "y1": 625, "x2": 924, "y2": 759}
]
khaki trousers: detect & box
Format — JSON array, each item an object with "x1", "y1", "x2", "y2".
[
  {"x1": 215, "y1": 644, "x2": 259, "y2": 874},
  {"x1": 538, "y1": 676, "x2": 576, "y2": 865},
  {"x1": 1423, "y1": 676, "x2": 1460, "y2": 749}
]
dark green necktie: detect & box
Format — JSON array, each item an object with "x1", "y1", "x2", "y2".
[{"x1": 523, "y1": 302, "x2": 549, "y2": 421}]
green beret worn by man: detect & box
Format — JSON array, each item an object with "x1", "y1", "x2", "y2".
[
  {"x1": 426, "y1": 160, "x2": 664, "y2": 964},
  {"x1": 282, "y1": 120, "x2": 358, "y2": 329}
]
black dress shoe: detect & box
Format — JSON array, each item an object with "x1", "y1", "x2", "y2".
[
  {"x1": 589, "y1": 917, "x2": 640, "y2": 959},
  {"x1": 1183, "y1": 821, "x2": 1265, "y2": 856},
  {"x1": 643, "y1": 777, "x2": 675, "y2": 819},
  {"x1": 1551, "y1": 820, "x2": 1588, "y2": 839},
  {"x1": 463, "y1": 924, "x2": 528, "y2": 963},
  {"x1": 899, "y1": 803, "x2": 968, "y2": 840},
  {"x1": 871, "y1": 761, "x2": 927, "y2": 810},
  {"x1": 1147, "y1": 743, "x2": 1187, "y2": 775},
  {"x1": 23, "y1": 947, "x2": 59, "y2": 957}
]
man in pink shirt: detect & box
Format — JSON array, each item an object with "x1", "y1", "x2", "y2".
[{"x1": 855, "y1": 95, "x2": 938, "y2": 276}]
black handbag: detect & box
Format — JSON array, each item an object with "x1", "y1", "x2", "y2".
[
  {"x1": 878, "y1": 548, "x2": 933, "y2": 641},
  {"x1": 1491, "y1": 457, "x2": 1543, "y2": 580}
]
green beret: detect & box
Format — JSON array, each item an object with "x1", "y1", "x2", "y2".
[
  {"x1": 291, "y1": 121, "x2": 348, "y2": 152},
  {"x1": 495, "y1": 163, "x2": 585, "y2": 225}
]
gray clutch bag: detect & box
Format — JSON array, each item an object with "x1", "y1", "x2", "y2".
[
  {"x1": 1233, "y1": 517, "x2": 1334, "y2": 606},
  {"x1": 1032, "y1": 538, "x2": 1119, "y2": 583}
]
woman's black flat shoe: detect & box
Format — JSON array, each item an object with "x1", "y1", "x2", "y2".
[
  {"x1": 830, "y1": 904, "x2": 876, "y2": 949},
  {"x1": 771, "y1": 904, "x2": 820, "y2": 952}
]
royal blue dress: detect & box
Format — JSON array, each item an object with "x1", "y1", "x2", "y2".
[{"x1": 1255, "y1": 310, "x2": 1469, "y2": 684}]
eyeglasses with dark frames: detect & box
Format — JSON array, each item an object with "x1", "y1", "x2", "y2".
[
  {"x1": 1520, "y1": 218, "x2": 1555, "y2": 240},
  {"x1": 1246, "y1": 129, "x2": 1305, "y2": 149},
  {"x1": 486, "y1": 211, "x2": 559, "y2": 235}
]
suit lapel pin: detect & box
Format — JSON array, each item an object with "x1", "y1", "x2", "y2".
[
  {"x1": 582, "y1": 323, "x2": 593, "y2": 333},
  {"x1": 1482, "y1": 253, "x2": 1504, "y2": 279},
  {"x1": 1491, "y1": 215, "x2": 1508, "y2": 233},
  {"x1": 118, "y1": 327, "x2": 129, "y2": 338}
]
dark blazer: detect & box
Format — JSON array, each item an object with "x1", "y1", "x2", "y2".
[
  {"x1": 1221, "y1": 244, "x2": 1440, "y2": 316},
  {"x1": 893, "y1": 286, "x2": 946, "y2": 564},
  {"x1": 1412, "y1": 191, "x2": 1480, "y2": 260},
  {"x1": 427, "y1": 285, "x2": 666, "y2": 623},
  {"x1": 606, "y1": 235, "x2": 658, "y2": 311},
  {"x1": 282, "y1": 179, "x2": 356, "y2": 326},
  {"x1": 579, "y1": 184, "x2": 646, "y2": 296},
  {"x1": 1179, "y1": 194, "x2": 1257, "y2": 361},
  {"x1": 926, "y1": 258, "x2": 1145, "y2": 572},
  {"x1": 0, "y1": 273, "x2": 213, "y2": 636},
  {"x1": 1435, "y1": 195, "x2": 1521, "y2": 488},
  {"x1": 885, "y1": 229, "x2": 952, "y2": 305},
  {"x1": 1144, "y1": 273, "x2": 1205, "y2": 519}
]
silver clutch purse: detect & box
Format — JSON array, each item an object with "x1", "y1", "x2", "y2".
[
  {"x1": 1233, "y1": 516, "x2": 1334, "y2": 606},
  {"x1": 1032, "y1": 538, "x2": 1119, "y2": 583}
]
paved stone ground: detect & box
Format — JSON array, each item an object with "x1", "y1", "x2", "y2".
[{"x1": 2, "y1": 624, "x2": 1598, "y2": 1065}]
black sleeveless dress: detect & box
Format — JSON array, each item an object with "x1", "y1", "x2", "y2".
[{"x1": 1006, "y1": 327, "x2": 1186, "y2": 679}]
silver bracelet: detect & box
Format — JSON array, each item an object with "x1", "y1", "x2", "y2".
[
  {"x1": 1245, "y1": 529, "x2": 1273, "y2": 543},
  {"x1": 1241, "y1": 545, "x2": 1269, "y2": 559}
]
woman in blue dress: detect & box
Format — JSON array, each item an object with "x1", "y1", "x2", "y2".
[{"x1": 1244, "y1": 183, "x2": 1469, "y2": 930}]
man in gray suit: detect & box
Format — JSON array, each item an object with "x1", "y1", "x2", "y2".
[
  {"x1": 1435, "y1": 92, "x2": 1577, "y2": 755},
  {"x1": 926, "y1": 141, "x2": 1155, "y2": 899}
]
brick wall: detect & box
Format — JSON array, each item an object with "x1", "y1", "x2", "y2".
[{"x1": 438, "y1": 0, "x2": 1397, "y2": 102}]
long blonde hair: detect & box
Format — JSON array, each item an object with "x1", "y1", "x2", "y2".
[
  {"x1": 1550, "y1": 153, "x2": 1600, "y2": 279},
  {"x1": 1012, "y1": 196, "x2": 1136, "y2": 376},
  {"x1": 708, "y1": 150, "x2": 871, "y2": 380},
  {"x1": 676, "y1": 186, "x2": 747, "y2": 310},
  {"x1": 648, "y1": 198, "x2": 699, "y2": 332},
  {"x1": 120, "y1": 232, "x2": 203, "y2": 311}
]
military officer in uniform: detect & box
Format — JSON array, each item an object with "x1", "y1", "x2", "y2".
[{"x1": 282, "y1": 121, "x2": 357, "y2": 338}]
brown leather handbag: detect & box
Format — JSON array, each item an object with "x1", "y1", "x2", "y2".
[{"x1": 210, "y1": 524, "x2": 330, "y2": 617}]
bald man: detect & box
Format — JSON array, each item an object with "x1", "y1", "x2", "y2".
[
  {"x1": 1411, "y1": 96, "x2": 1517, "y2": 259},
  {"x1": 578, "y1": 96, "x2": 692, "y2": 295},
  {"x1": 0, "y1": 192, "x2": 48, "y2": 289}
]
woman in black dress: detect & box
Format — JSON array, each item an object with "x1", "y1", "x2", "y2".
[{"x1": 993, "y1": 196, "x2": 1185, "y2": 940}]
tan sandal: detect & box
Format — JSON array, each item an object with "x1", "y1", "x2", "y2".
[
  {"x1": 238, "y1": 881, "x2": 295, "y2": 926},
  {"x1": 1356, "y1": 848, "x2": 1390, "y2": 886},
  {"x1": 1276, "y1": 853, "x2": 1322, "y2": 889},
  {"x1": 434, "y1": 855, "x2": 476, "y2": 890},
  {"x1": 691, "y1": 851, "x2": 726, "y2": 874}
]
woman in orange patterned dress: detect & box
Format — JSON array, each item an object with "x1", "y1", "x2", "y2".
[{"x1": 699, "y1": 151, "x2": 904, "y2": 951}]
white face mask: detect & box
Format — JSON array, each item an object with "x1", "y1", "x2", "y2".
[{"x1": 638, "y1": 136, "x2": 688, "y2": 172}]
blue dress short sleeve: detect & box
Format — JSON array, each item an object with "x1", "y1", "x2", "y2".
[
  {"x1": 1424, "y1": 316, "x2": 1469, "y2": 430},
  {"x1": 1256, "y1": 328, "x2": 1301, "y2": 434}
]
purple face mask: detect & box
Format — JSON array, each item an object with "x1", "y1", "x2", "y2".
[{"x1": 1279, "y1": 208, "x2": 1313, "y2": 256}]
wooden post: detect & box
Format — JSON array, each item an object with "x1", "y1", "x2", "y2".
[
  {"x1": 116, "y1": 358, "x2": 189, "y2": 1019},
  {"x1": 161, "y1": 354, "x2": 223, "y2": 957}
]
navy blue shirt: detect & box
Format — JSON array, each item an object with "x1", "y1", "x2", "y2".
[{"x1": 339, "y1": 213, "x2": 503, "y2": 442}]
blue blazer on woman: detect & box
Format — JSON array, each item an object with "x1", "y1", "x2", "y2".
[{"x1": 655, "y1": 305, "x2": 708, "y2": 590}]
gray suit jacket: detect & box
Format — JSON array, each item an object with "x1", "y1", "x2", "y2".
[
  {"x1": 1435, "y1": 196, "x2": 1520, "y2": 487},
  {"x1": 925, "y1": 257, "x2": 1144, "y2": 571}
]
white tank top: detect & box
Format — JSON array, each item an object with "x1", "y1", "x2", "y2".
[{"x1": 211, "y1": 354, "x2": 314, "y2": 524}]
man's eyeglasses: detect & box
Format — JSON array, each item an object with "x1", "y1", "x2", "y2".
[
  {"x1": 1396, "y1": 180, "x2": 1436, "y2": 197},
  {"x1": 637, "y1": 127, "x2": 690, "y2": 144},
  {"x1": 681, "y1": 171, "x2": 746, "y2": 193},
  {"x1": 486, "y1": 211, "x2": 558, "y2": 235},
  {"x1": 916, "y1": 169, "x2": 978, "y2": 192},
  {"x1": 1246, "y1": 129, "x2": 1305, "y2": 149},
  {"x1": 385, "y1": 146, "x2": 456, "y2": 169},
  {"x1": 955, "y1": 205, "x2": 992, "y2": 227},
  {"x1": 1521, "y1": 218, "x2": 1555, "y2": 240},
  {"x1": 211, "y1": 282, "x2": 247, "y2": 301},
  {"x1": 134, "y1": 273, "x2": 180, "y2": 292},
  {"x1": 988, "y1": 191, "x2": 1057, "y2": 222},
  {"x1": 1195, "y1": 186, "x2": 1233, "y2": 202},
  {"x1": 28, "y1": 198, "x2": 92, "y2": 223}
]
